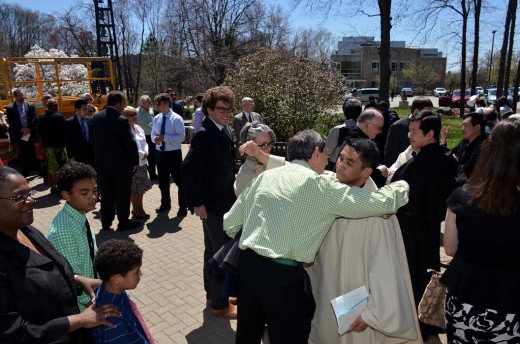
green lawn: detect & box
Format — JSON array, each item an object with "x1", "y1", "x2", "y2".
[{"x1": 392, "y1": 107, "x2": 463, "y2": 148}]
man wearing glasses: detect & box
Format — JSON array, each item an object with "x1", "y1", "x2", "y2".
[
  {"x1": 151, "y1": 93, "x2": 187, "y2": 216},
  {"x1": 181, "y1": 86, "x2": 238, "y2": 319},
  {"x1": 65, "y1": 99, "x2": 95, "y2": 167}
]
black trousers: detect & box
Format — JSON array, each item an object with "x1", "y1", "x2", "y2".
[
  {"x1": 155, "y1": 149, "x2": 186, "y2": 210},
  {"x1": 13, "y1": 138, "x2": 36, "y2": 175},
  {"x1": 202, "y1": 212, "x2": 231, "y2": 310},
  {"x1": 145, "y1": 135, "x2": 157, "y2": 178},
  {"x1": 99, "y1": 172, "x2": 132, "y2": 228},
  {"x1": 235, "y1": 249, "x2": 315, "y2": 344}
]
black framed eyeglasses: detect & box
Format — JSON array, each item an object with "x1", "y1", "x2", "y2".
[
  {"x1": 0, "y1": 190, "x2": 37, "y2": 204},
  {"x1": 213, "y1": 106, "x2": 233, "y2": 114},
  {"x1": 257, "y1": 141, "x2": 275, "y2": 150}
]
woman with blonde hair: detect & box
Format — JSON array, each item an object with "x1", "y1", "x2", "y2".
[{"x1": 123, "y1": 106, "x2": 152, "y2": 218}]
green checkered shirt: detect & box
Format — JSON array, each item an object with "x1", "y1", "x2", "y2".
[
  {"x1": 47, "y1": 202, "x2": 97, "y2": 310},
  {"x1": 224, "y1": 160, "x2": 409, "y2": 263}
]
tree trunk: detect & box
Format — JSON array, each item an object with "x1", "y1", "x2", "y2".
[
  {"x1": 378, "y1": 0, "x2": 392, "y2": 103},
  {"x1": 470, "y1": 0, "x2": 481, "y2": 95},
  {"x1": 497, "y1": 0, "x2": 514, "y2": 97},
  {"x1": 504, "y1": 0, "x2": 517, "y2": 98},
  {"x1": 459, "y1": 0, "x2": 468, "y2": 115},
  {"x1": 513, "y1": 59, "x2": 520, "y2": 112}
]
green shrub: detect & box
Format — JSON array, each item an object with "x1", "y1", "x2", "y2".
[{"x1": 225, "y1": 49, "x2": 345, "y2": 142}]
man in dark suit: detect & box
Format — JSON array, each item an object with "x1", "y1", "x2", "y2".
[
  {"x1": 181, "y1": 86, "x2": 237, "y2": 319},
  {"x1": 232, "y1": 97, "x2": 264, "y2": 143},
  {"x1": 91, "y1": 91, "x2": 139, "y2": 231},
  {"x1": 5, "y1": 89, "x2": 37, "y2": 176},
  {"x1": 391, "y1": 110, "x2": 458, "y2": 341},
  {"x1": 165, "y1": 88, "x2": 185, "y2": 119},
  {"x1": 383, "y1": 97, "x2": 433, "y2": 167},
  {"x1": 65, "y1": 99, "x2": 95, "y2": 166}
]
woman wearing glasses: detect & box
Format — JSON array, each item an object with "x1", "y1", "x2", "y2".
[
  {"x1": 0, "y1": 166, "x2": 120, "y2": 343},
  {"x1": 234, "y1": 122, "x2": 284, "y2": 196}
]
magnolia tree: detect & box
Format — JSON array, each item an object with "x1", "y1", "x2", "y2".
[
  {"x1": 225, "y1": 49, "x2": 345, "y2": 142},
  {"x1": 13, "y1": 46, "x2": 89, "y2": 98}
]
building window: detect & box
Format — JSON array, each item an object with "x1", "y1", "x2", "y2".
[
  {"x1": 391, "y1": 61, "x2": 398, "y2": 72},
  {"x1": 371, "y1": 61, "x2": 380, "y2": 71},
  {"x1": 400, "y1": 62, "x2": 405, "y2": 71}
]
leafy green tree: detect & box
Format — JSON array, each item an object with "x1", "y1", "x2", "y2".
[{"x1": 225, "y1": 49, "x2": 345, "y2": 141}]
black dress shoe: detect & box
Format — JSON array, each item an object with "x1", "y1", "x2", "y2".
[
  {"x1": 176, "y1": 209, "x2": 188, "y2": 217},
  {"x1": 156, "y1": 206, "x2": 171, "y2": 213},
  {"x1": 117, "y1": 221, "x2": 140, "y2": 231},
  {"x1": 101, "y1": 226, "x2": 112, "y2": 231}
]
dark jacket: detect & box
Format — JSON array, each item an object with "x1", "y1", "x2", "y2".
[
  {"x1": 181, "y1": 119, "x2": 236, "y2": 215},
  {"x1": 0, "y1": 226, "x2": 92, "y2": 343},
  {"x1": 5, "y1": 102, "x2": 36, "y2": 142},
  {"x1": 65, "y1": 115, "x2": 95, "y2": 166},
  {"x1": 384, "y1": 116, "x2": 411, "y2": 167},
  {"x1": 452, "y1": 133, "x2": 487, "y2": 183},
  {"x1": 38, "y1": 110, "x2": 66, "y2": 148},
  {"x1": 91, "y1": 106, "x2": 138, "y2": 177}
]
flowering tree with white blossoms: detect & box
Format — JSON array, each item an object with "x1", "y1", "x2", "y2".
[{"x1": 13, "y1": 46, "x2": 89, "y2": 98}]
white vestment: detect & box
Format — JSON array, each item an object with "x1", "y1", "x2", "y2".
[{"x1": 306, "y1": 177, "x2": 422, "y2": 344}]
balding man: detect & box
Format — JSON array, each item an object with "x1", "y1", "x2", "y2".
[{"x1": 233, "y1": 97, "x2": 263, "y2": 142}]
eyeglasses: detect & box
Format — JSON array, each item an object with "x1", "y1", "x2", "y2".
[
  {"x1": 128, "y1": 113, "x2": 138, "y2": 117},
  {"x1": 367, "y1": 122, "x2": 383, "y2": 132},
  {"x1": 213, "y1": 106, "x2": 233, "y2": 114},
  {"x1": 0, "y1": 190, "x2": 37, "y2": 204},
  {"x1": 257, "y1": 141, "x2": 275, "y2": 150}
]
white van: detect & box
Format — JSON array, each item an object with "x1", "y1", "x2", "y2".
[{"x1": 357, "y1": 88, "x2": 380, "y2": 103}]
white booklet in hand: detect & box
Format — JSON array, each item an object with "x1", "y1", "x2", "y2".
[{"x1": 330, "y1": 285, "x2": 369, "y2": 335}]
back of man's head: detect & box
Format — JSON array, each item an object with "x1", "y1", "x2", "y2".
[
  {"x1": 482, "y1": 107, "x2": 497, "y2": 123},
  {"x1": 376, "y1": 101, "x2": 389, "y2": 114},
  {"x1": 287, "y1": 129, "x2": 326, "y2": 162},
  {"x1": 106, "y1": 91, "x2": 126, "y2": 107},
  {"x1": 411, "y1": 97, "x2": 433, "y2": 114},
  {"x1": 342, "y1": 98, "x2": 362, "y2": 121}
]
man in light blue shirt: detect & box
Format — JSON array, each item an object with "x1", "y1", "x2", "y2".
[{"x1": 151, "y1": 93, "x2": 187, "y2": 216}]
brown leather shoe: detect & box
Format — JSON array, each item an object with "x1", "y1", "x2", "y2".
[{"x1": 211, "y1": 304, "x2": 237, "y2": 319}]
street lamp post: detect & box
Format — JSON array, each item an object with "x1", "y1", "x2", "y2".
[{"x1": 488, "y1": 30, "x2": 497, "y2": 87}]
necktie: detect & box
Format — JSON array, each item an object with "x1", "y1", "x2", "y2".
[
  {"x1": 248, "y1": 113, "x2": 253, "y2": 123},
  {"x1": 411, "y1": 151, "x2": 417, "y2": 158},
  {"x1": 160, "y1": 115, "x2": 167, "y2": 151},
  {"x1": 19, "y1": 104, "x2": 28, "y2": 128},
  {"x1": 81, "y1": 118, "x2": 88, "y2": 142},
  {"x1": 221, "y1": 127, "x2": 229, "y2": 140},
  {"x1": 84, "y1": 219, "x2": 98, "y2": 278}
]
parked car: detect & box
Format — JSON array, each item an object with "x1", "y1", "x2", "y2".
[
  {"x1": 451, "y1": 89, "x2": 471, "y2": 107},
  {"x1": 507, "y1": 87, "x2": 520, "y2": 105},
  {"x1": 402, "y1": 87, "x2": 413, "y2": 97},
  {"x1": 342, "y1": 88, "x2": 380, "y2": 103},
  {"x1": 439, "y1": 91, "x2": 452, "y2": 107},
  {"x1": 476, "y1": 86, "x2": 484, "y2": 95},
  {"x1": 487, "y1": 88, "x2": 497, "y2": 104},
  {"x1": 433, "y1": 87, "x2": 447, "y2": 97}
]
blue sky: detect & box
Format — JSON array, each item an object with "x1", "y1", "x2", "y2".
[{"x1": 3, "y1": 0, "x2": 510, "y2": 71}]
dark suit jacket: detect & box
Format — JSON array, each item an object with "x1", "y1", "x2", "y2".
[
  {"x1": 384, "y1": 115, "x2": 411, "y2": 166},
  {"x1": 37, "y1": 110, "x2": 66, "y2": 148},
  {"x1": 91, "y1": 106, "x2": 138, "y2": 176},
  {"x1": 232, "y1": 111, "x2": 263, "y2": 141},
  {"x1": 181, "y1": 119, "x2": 236, "y2": 216},
  {"x1": 0, "y1": 226, "x2": 91, "y2": 343},
  {"x1": 65, "y1": 115, "x2": 95, "y2": 166},
  {"x1": 170, "y1": 101, "x2": 185, "y2": 119},
  {"x1": 5, "y1": 102, "x2": 36, "y2": 142}
]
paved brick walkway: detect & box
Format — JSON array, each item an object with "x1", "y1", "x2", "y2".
[{"x1": 27, "y1": 144, "x2": 446, "y2": 343}]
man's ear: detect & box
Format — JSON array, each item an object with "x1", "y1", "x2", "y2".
[
  {"x1": 362, "y1": 167, "x2": 373, "y2": 178},
  {"x1": 312, "y1": 147, "x2": 320, "y2": 160},
  {"x1": 61, "y1": 190, "x2": 70, "y2": 201}
]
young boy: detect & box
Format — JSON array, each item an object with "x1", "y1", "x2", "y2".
[
  {"x1": 92, "y1": 239, "x2": 154, "y2": 344},
  {"x1": 47, "y1": 162, "x2": 99, "y2": 311}
]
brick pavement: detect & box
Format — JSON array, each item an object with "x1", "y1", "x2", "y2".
[{"x1": 27, "y1": 143, "x2": 446, "y2": 344}]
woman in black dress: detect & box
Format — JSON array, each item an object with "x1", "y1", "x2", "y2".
[
  {"x1": 0, "y1": 166, "x2": 120, "y2": 343},
  {"x1": 442, "y1": 118, "x2": 520, "y2": 343}
]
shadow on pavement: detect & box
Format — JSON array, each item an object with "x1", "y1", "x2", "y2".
[
  {"x1": 185, "y1": 308, "x2": 236, "y2": 343},
  {"x1": 145, "y1": 214, "x2": 183, "y2": 239}
]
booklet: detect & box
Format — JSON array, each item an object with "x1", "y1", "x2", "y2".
[{"x1": 330, "y1": 285, "x2": 369, "y2": 335}]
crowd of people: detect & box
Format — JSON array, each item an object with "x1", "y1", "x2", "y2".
[{"x1": 0, "y1": 86, "x2": 519, "y2": 344}]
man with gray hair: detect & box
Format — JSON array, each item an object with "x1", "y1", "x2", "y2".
[
  {"x1": 233, "y1": 97, "x2": 263, "y2": 142},
  {"x1": 137, "y1": 95, "x2": 158, "y2": 179},
  {"x1": 224, "y1": 129, "x2": 409, "y2": 343}
]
